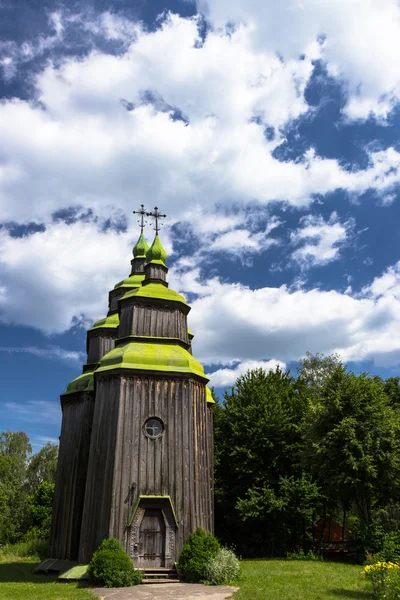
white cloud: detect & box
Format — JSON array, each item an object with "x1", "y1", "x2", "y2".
[
  {"x1": 207, "y1": 359, "x2": 286, "y2": 387},
  {"x1": 0, "y1": 221, "x2": 142, "y2": 333},
  {"x1": 2, "y1": 400, "x2": 61, "y2": 425},
  {"x1": 210, "y1": 216, "x2": 282, "y2": 255},
  {"x1": 291, "y1": 212, "x2": 352, "y2": 267},
  {"x1": 0, "y1": 345, "x2": 84, "y2": 363},
  {"x1": 177, "y1": 261, "x2": 400, "y2": 369},
  {"x1": 199, "y1": 0, "x2": 400, "y2": 120},
  {"x1": 0, "y1": 13, "x2": 399, "y2": 228}
]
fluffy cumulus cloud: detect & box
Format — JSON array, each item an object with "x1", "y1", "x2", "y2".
[
  {"x1": 1, "y1": 3, "x2": 400, "y2": 382},
  {"x1": 174, "y1": 261, "x2": 400, "y2": 369},
  {"x1": 0, "y1": 220, "x2": 146, "y2": 332},
  {"x1": 207, "y1": 359, "x2": 286, "y2": 386},
  {"x1": 291, "y1": 211, "x2": 353, "y2": 268},
  {"x1": 200, "y1": 0, "x2": 400, "y2": 120},
  {"x1": 1, "y1": 11, "x2": 400, "y2": 227}
]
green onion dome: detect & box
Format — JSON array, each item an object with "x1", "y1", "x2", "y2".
[
  {"x1": 133, "y1": 232, "x2": 149, "y2": 259},
  {"x1": 146, "y1": 235, "x2": 167, "y2": 265}
]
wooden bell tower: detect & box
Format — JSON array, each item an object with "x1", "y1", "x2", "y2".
[{"x1": 49, "y1": 207, "x2": 214, "y2": 569}]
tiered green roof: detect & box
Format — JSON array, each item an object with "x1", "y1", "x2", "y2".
[
  {"x1": 64, "y1": 231, "x2": 212, "y2": 395},
  {"x1": 96, "y1": 341, "x2": 208, "y2": 381},
  {"x1": 65, "y1": 370, "x2": 95, "y2": 395},
  {"x1": 89, "y1": 312, "x2": 119, "y2": 331},
  {"x1": 121, "y1": 283, "x2": 187, "y2": 306}
]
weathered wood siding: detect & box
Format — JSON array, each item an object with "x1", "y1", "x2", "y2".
[
  {"x1": 78, "y1": 374, "x2": 213, "y2": 563},
  {"x1": 119, "y1": 303, "x2": 189, "y2": 344},
  {"x1": 144, "y1": 264, "x2": 167, "y2": 282},
  {"x1": 48, "y1": 393, "x2": 94, "y2": 560},
  {"x1": 78, "y1": 376, "x2": 121, "y2": 563},
  {"x1": 109, "y1": 290, "x2": 125, "y2": 312},
  {"x1": 87, "y1": 332, "x2": 116, "y2": 364}
]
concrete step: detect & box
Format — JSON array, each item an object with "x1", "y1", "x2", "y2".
[{"x1": 142, "y1": 578, "x2": 181, "y2": 584}]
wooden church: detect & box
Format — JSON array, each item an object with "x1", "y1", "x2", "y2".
[{"x1": 48, "y1": 207, "x2": 214, "y2": 569}]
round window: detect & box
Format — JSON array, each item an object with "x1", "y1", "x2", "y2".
[{"x1": 144, "y1": 418, "x2": 164, "y2": 439}]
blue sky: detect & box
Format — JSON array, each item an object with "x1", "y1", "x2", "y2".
[{"x1": 1, "y1": 0, "x2": 400, "y2": 452}]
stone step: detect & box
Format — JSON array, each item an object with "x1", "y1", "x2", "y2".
[{"x1": 142, "y1": 578, "x2": 181, "y2": 584}]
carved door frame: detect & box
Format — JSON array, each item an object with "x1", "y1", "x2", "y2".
[{"x1": 127, "y1": 497, "x2": 177, "y2": 569}]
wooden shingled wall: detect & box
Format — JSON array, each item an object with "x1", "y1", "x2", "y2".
[{"x1": 78, "y1": 374, "x2": 213, "y2": 564}]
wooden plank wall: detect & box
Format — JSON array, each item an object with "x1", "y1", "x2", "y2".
[
  {"x1": 48, "y1": 393, "x2": 94, "y2": 560},
  {"x1": 119, "y1": 303, "x2": 189, "y2": 344},
  {"x1": 78, "y1": 374, "x2": 213, "y2": 563},
  {"x1": 78, "y1": 376, "x2": 121, "y2": 563},
  {"x1": 87, "y1": 333, "x2": 115, "y2": 364}
]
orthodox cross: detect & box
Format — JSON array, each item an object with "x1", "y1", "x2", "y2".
[
  {"x1": 146, "y1": 206, "x2": 167, "y2": 234},
  {"x1": 132, "y1": 205, "x2": 147, "y2": 233}
]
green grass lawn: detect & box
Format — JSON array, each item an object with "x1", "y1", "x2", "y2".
[
  {"x1": 233, "y1": 559, "x2": 372, "y2": 600},
  {"x1": 0, "y1": 558, "x2": 94, "y2": 600},
  {"x1": 0, "y1": 556, "x2": 372, "y2": 600}
]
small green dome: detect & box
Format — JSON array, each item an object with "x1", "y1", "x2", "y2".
[
  {"x1": 89, "y1": 313, "x2": 119, "y2": 331},
  {"x1": 64, "y1": 370, "x2": 95, "y2": 395},
  {"x1": 146, "y1": 235, "x2": 167, "y2": 265},
  {"x1": 96, "y1": 341, "x2": 208, "y2": 381},
  {"x1": 133, "y1": 232, "x2": 149, "y2": 258}
]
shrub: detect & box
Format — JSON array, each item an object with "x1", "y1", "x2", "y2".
[
  {"x1": 348, "y1": 519, "x2": 387, "y2": 563},
  {"x1": 177, "y1": 527, "x2": 220, "y2": 582},
  {"x1": 88, "y1": 538, "x2": 142, "y2": 588},
  {"x1": 375, "y1": 532, "x2": 400, "y2": 564},
  {"x1": 204, "y1": 547, "x2": 240, "y2": 585},
  {"x1": 364, "y1": 561, "x2": 400, "y2": 600},
  {"x1": 0, "y1": 537, "x2": 48, "y2": 561},
  {"x1": 286, "y1": 548, "x2": 323, "y2": 561}
]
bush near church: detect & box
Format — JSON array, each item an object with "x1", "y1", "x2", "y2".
[
  {"x1": 204, "y1": 547, "x2": 241, "y2": 585},
  {"x1": 177, "y1": 526, "x2": 241, "y2": 584},
  {"x1": 88, "y1": 538, "x2": 143, "y2": 588},
  {"x1": 177, "y1": 527, "x2": 220, "y2": 582}
]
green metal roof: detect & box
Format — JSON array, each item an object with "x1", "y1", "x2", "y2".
[
  {"x1": 89, "y1": 312, "x2": 119, "y2": 331},
  {"x1": 127, "y1": 495, "x2": 178, "y2": 527},
  {"x1": 113, "y1": 272, "x2": 145, "y2": 290},
  {"x1": 121, "y1": 282, "x2": 188, "y2": 306},
  {"x1": 206, "y1": 387, "x2": 215, "y2": 404},
  {"x1": 96, "y1": 341, "x2": 208, "y2": 380},
  {"x1": 146, "y1": 234, "x2": 167, "y2": 265},
  {"x1": 133, "y1": 232, "x2": 149, "y2": 258},
  {"x1": 63, "y1": 370, "x2": 95, "y2": 395}
]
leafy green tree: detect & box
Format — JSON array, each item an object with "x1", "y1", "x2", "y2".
[
  {"x1": 214, "y1": 367, "x2": 315, "y2": 556},
  {"x1": 24, "y1": 481, "x2": 55, "y2": 539},
  {"x1": 304, "y1": 367, "x2": 400, "y2": 523},
  {"x1": 0, "y1": 431, "x2": 32, "y2": 543},
  {"x1": 382, "y1": 376, "x2": 400, "y2": 407},
  {"x1": 26, "y1": 442, "x2": 58, "y2": 495},
  {"x1": 297, "y1": 352, "x2": 342, "y2": 405}
]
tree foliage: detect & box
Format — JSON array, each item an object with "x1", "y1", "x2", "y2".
[
  {"x1": 0, "y1": 431, "x2": 58, "y2": 546},
  {"x1": 214, "y1": 356, "x2": 400, "y2": 558}
]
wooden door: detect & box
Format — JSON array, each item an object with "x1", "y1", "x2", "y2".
[{"x1": 138, "y1": 509, "x2": 166, "y2": 568}]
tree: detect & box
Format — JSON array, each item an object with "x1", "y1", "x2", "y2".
[
  {"x1": 382, "y1": 376, "x2": 400, "y2": 407},
  {"x1": 24, "y1": 481, "x2": 55, "y2": 539},
  {"x1": 304, "y1": 367, "x2": 400, "y2": 523},
  {"x1": 0, "y1": 431, "x2": 32, "y2": 543},
  {"x1": 297, "y1": 352, "x2": 343, "y2": 403},
  {"x1": 214, "y1": 367, "x2": 315, "y2": 556},
  {"x1": 26, "y1": 442, "x2": 58, "y2": 495}
]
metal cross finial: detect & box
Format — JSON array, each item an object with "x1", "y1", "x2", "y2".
[
  {"x1": 132, "y1": 204, "x2": 147, "y2": 233},
  {"x1": 146, "y1": 206, "x2": 167, "y2": 234}
]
